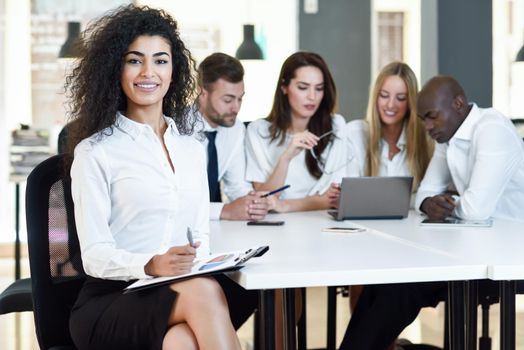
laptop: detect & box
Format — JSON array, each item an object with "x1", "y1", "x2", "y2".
[{"x1": 329, "y1": 176, "x2": 413, "y2": 220}]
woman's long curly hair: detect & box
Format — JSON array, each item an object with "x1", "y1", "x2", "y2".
[
  {"x1": 266, "y1": 51, "x2": 337, "y2": 179},
  {"x1": 64, "y1": 4, "x2": 196, "y2": 156},
  {"x1": 365, "y1": 61, "x2": 434, "y2": 189}
]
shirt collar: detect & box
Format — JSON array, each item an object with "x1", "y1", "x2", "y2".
[
  {"x1": 380, "y1": 122, "x2": 407, "y2": 150},
  {"x1": 193, "y1": 107, "x2": 221, "y2": 133},
  {"x1": 115, "y1": 111, "x2": 179, "y2": 140},
  {"x1": 164, "y1": 115, "x2": 180, "y2": 136},
  {"x1": 451, "y1": 103, "x2": 480, "y2": 142}
]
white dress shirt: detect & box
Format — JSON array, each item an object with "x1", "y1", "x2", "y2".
[
  {"x1": 415, "y1": 103, "x2": 524, "y2": 221},
  {"x1": 71, "y1": 112, "x2": 210, "y2": 281},
  {"x1": 245, "y1": 114, "x2": 350, "y2": 199},
  {"x1": 195, "y1": 111, "x2": 254, "y2": 220},
  {"x1": 345, "y1": 119, "x2": 410, "y2": 177}
]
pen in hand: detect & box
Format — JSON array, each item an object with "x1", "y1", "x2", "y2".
[
  {"x1": 260, "y1": 184, "x2": 291, "y2": 198},
  {"x1": 186, "y1": 227, "x2": 197, "y2": 248}
]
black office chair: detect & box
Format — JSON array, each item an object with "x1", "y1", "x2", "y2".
[
  {"x1": 511, "y1": 118, "x2": 524, "y2": 141},
  {"x1": 0, "y1": 122, "x2": 77, "y2": 318},
  {"x1": 26, "y1": 153, "x2": 84, "y2": 350},
  {"x1": 0, "y1": 278, "x2": 33, "y2": 314}
]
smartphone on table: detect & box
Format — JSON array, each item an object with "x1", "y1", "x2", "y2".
[
  {"x1": 321, "y1": 227, "x2": 365, "y2": 233},
  {"x1": 247, "y1": 220, "x2": 285, "y2": 226}
]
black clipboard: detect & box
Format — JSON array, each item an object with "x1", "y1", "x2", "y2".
[{"x1": 124, "y1": 245, "x2": 269, "y2": 293}]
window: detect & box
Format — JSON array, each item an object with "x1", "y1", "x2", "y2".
[{"x1": 376, "y1": 11, "x2": 404, "y2": 72}]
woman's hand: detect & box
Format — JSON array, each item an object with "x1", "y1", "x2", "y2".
[
  {"x1": 318, "y1": 182, "x2": 341, "y2": 209},
  {"x1": 326, "y1": 182, "x2": 341, "y2": 209},
  {"x1": 265, "y1": 195, "x2": 289, "y2": 213},
  {"x1": 144, "y1": 243, "x2": 200, "y2": 277},
  {"x1": 281, "y1": 130, "x2": 319, "y2": 162}
]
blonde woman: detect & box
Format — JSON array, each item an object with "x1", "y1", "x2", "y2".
[
  {"x1": 346, "y1": 62, "x2": 434, "y2": 322},
  {"x1": 346, "y1": 61, "x2": 433, "y2": 189}
]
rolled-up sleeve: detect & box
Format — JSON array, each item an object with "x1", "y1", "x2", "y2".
[
  {"x1": 453, "y1": 122, "x2": 524, "y2": 220},
  {"x1": 415, "y1": 143, "x2": 452, "y2": 213}
]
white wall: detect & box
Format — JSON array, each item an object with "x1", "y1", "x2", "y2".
[
  {"x1": 1, "y1": 0, "x2": 32, "y2": 243},
  {"x1": 137, "y1": 0, "x2": 298, "y2": 121}
]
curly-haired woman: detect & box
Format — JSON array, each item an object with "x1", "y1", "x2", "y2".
[{"x1": 66, "y1": 5, "x2": 241, "y2": 350}]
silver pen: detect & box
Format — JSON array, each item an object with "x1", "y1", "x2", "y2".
[{"x1": 186, "y1": 227, "x2": 196, "y2": 247}]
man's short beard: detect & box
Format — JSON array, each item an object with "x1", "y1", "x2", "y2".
[{"x1": 205, "y1": 105, "x2": 236, "y2": 127}]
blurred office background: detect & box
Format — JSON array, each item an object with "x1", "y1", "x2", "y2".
[
  {"x1": 1, "y1": 0, "x2": 524, "y2": 246},
  {"x1": 1, "y1": 0, "x2": 524, "y2": 348}
]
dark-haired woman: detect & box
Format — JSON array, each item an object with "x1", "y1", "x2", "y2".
[
  {"x1": 245, "y1": 51, "x2": 353, "y2": 212},
  {"x1": 66, "y1": 5, "x2": 241, "y2": 350}
]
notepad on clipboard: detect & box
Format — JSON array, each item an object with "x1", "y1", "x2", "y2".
[
  {"x1": 124, "y1": 246, "x2": 269, "y2": 293},
  {"x1": 420, "y1": 217, "x2": 493, "y2": 227}
]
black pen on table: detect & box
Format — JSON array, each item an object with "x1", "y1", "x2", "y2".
[{"x1": 260, "y1": 184, "x2": 290, "y2": 198}]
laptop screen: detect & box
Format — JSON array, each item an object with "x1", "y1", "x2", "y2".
[{"x1": 334, "y1": 176, "x2": 413, "y2": 220}]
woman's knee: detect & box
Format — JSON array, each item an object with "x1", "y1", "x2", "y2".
[
  {"x1": 172, "y1": 277, "x2": 228, "y2": 311},
  {"x1": 163, "y1": 323, "x2": 198, "y2": 350}
]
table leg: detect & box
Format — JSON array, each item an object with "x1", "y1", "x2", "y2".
[
  {"x1": 297, "y1": 288, "x2": 306, "y2": 350},
  {"x1": 466, "y1": 280, "x2": 478, "y2": 350},
  {"x1": 327, "y1": 286, "x2": 337, "y2": 350},
  {"x1": 500, "y1": 280, "x2": 516, "y2": 350},
  {"x1": 15, "y1": 182, "x2": 21, "y2": 280},
  {"x1": 259, "y1": 289, "x2": 276, "y2": 350},
  {"x1": 448, "y1": 281, "x2": 466, "y2": 350},
  {"x1": 283, "y1": 288, "x2": 296, "y2": 350}
]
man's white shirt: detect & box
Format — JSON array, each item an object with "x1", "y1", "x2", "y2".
[
  {"x1": 416, "y1": 103, "x2": 524, "y2": 221},
  {"x1": 195, "y1": 110, "x2": 254, "y2": 220}
]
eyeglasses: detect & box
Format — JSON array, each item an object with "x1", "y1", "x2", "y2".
[{"x1": 309, "y1": 130, "x2": 351, "y2": 175}]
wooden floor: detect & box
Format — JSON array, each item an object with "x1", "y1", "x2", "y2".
[{"x1": 1, "y1": 257, "x2": 524, "y2": 349}]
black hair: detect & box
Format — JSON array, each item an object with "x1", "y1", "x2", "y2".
[{"x1": 65, "y1": 4, "x2": 197, "y2": 155}]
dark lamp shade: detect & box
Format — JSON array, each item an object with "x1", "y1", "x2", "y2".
[
  {"x1": 517, "y1": 44, "x2": 524, "y2": 62},
  {"x1": 235, "y1": 24, "x2": 263, "y2": 60},
  {"x1": 59, "y1": 22, "x2": 83, "y2": 58}
]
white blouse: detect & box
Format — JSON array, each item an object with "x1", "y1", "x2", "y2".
[
  {"x1": 245, "y1": 114, "x2": 350, "y2": 199},
  {"x1": 71, "y1": 112, "x2": 210, "y2": 281},
  {"x1": 345, "y1": 119, "x2": 410, "y2": 177}
]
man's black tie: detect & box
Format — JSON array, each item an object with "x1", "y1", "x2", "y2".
[{"x1": 205, "y1": 131, "x2": 221, "y2": 202}]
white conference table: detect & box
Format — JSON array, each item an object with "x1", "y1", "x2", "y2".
[
  {"x1": 345, "y1": 211, "x2": 524, "y2": 350},
  {"x1": 210, "y1": 210, "x2": 487, "y2": 350}
]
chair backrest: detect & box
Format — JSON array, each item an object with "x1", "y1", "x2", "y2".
[
  {"x1": 26, "y1": 154, "x2": 85, "y2": 349},
  {"x1": 511, "y1": 118, "x2": 524, "y2": 141}
]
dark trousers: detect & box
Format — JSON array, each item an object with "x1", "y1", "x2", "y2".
[{"x1": 339, "y1": 282, "x2": 448, "y2": 350}]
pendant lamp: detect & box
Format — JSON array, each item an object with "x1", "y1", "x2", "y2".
[
  {"x1": 235, "y1": 24, "x2": 263, "y2": 60},
  {"x1": 517, "y1": 44, "x2": 524, "y2": 62},
  {"x1": 59, "y1": 22, "x2": 82, "y2": 58}
]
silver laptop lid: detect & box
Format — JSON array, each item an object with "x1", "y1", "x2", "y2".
[{"x1": 336, "y1": 176, "x2": 413, "y2": 220}]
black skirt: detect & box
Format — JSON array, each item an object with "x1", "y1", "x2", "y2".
[
  {"x1": 69, "y1": 276, "x2": 177, "y2": 350},
  {"x1": 69, "y1": 275, "x2": 258, "y2": 350}
]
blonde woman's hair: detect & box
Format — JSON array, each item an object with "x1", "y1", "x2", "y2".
[{"x1": 364, "y1": 61, "x2": 434, "y2": 188}]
